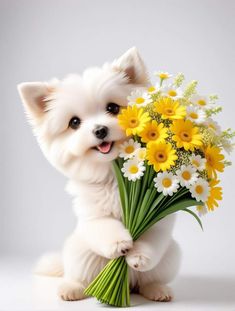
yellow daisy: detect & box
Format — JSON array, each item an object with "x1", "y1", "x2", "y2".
[
  {"x1": 146, "y1": 141, "x2": 178, "y2": 172},
  {"x1": 171, "y1": 119, "x2": 202, "y2": 151},
  {"x1": 204, "y1": 145, "x2": 225, "y2": 178},
  {"x1": 118, "y1": 105, "x2": 150, "y2": 136},
  {"x1": 206, "y1": 179, "x2": 223, "y2": 211},
  {"x1": 154, "y1": 97, "x2": 186, "y2": 120},
  {"x1": 140, "y1": 120, "x2": 168, "y2": 144}
]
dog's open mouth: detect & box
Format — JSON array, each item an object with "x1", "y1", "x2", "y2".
[{"x1": 93, "y1": 142, "x2": 114, "y2": 154}]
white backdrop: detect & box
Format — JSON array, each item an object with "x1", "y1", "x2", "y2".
[{"x1": 1, "y1": 0, "x2": 235, "y2": 278}]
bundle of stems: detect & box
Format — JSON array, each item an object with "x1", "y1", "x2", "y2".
[{"x1": 84, "y1": 159, "x2": 203, "y2": 307}]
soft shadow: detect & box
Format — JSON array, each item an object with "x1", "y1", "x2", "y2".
[
  {"x1": 101, "y1": 275, "x2": 235, "y2": 307},
  {"x1": 32, "y1": 275, "x2": 235, "y2": 308},
  {"x1": 173, "y1": 275, "x2": 235, "y2": 305}
]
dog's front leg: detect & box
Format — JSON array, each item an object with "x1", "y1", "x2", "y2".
[{"x1": 79, "y1": 217, "x2": 133, "y2": 259}]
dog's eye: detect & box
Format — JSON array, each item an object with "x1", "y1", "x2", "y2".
[
  {"x1": 69, "y1": 116, "x2": 81, "y2": 130},
  {"x1": 106, "y1": 103, "x2": 120, "y2": 115}
]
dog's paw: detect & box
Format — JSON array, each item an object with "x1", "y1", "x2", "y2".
[
  {"x1": 104, "y1": 237, "x2": 133, "y2": 259},
  {"x1": 140, "y1": 283, "x2": 173, "y2": 302},
  {"x1": 58, "y1": 280, "x2": 86, "y2": 301},
  {"x1": 126, "y1": 252, "x2": 151, "y2": 271},
  {"x1": 105, "y1": 239, "x2": 133, "y2": 259}
]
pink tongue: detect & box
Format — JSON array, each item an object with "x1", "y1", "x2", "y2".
[{"x1": 97, "y1": 142, "x2": 112, "y2": 153}]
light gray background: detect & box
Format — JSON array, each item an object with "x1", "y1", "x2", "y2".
[{"x1": 1, "y1": 0, "x2": 235, "y2": 279}]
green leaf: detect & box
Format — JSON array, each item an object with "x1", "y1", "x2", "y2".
[
  {"x1": 157, "y1": 198, "x2": 202, "y2": 219},
  {"x1": 132, "y1": 192, "x2": 165, "y2": 239},
  {"x1": 183, "y1": 208, "x2": 203, "y2": 230},
  {"x1": 147, "y1": 166, "x2": 156, "y2": 187},
  {"x1": 138, "y1": 162, "x2": 150, "y2": 203},
  {"x1": 128, "y1": 179, "x2": 141, "y2": 228},
  {"x1": 112, "y1": 161, "x2": 129, "y2": 226},
  {"x1": 133, "y1": 188, "x2": 152, "y2": 230},
  {"x1": 134, "y1": 197, "x2": 202, "y2": 240},
  {"x1": 158, "y1": 187, "x2": 189, "y2": 212},
  {"x1": 149, "y1": 192, "x2": 166, "y2": 212}
]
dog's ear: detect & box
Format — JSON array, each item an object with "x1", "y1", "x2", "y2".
[
  {"x1": 17, "y1": 81, "x2": 56, "y2": 123},
  {"x1": 112, "y1": 47, "x2": 149, "y2": 85}
]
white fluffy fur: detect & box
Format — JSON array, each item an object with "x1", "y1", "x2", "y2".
[{"x1": 18, "y1": 47, "x2": 181, "y2": 302}]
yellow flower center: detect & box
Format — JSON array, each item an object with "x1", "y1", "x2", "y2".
[
  {"x1": 206, "y1": 155, "x2": 214, "y2": 166},
  {"x1": 125, "y1": 145, "x2": 134, "y2": 154},
  {"x1": 192, "y1": 160, "x2": 199, "y2": 167},
  {"x1": 148, "y1": 86, "x2": 156, "y2": 93},
  {"x1": 164, "y1": 108, "x2": 175, "y2": 116},
  {"x1": 189, "y1": 112, "x2": 198, "y2": 119},
  {"x1": 182, "y1": 171, "x2": 191, "y2": 180},
  {"x1": 148, "y1": 130, "x2": 159, "y2": 140},
  {"x1": 195, "y1": 185, "x2": 203, "y2": 194},
  {"x1": 129, "y1": 118, "x2": 139, "y2": 128},
  {"x1": 155, "y1": 151, "x2": 167, "y2": 162},
  {"x1": 168, "y1": 90, "x2": 177, "y2": 97},
  {"x1": 198, "y1": 99, "x2": 206, "y2": 106},
  {"x1": 180, "y1": 131, "x2": 191, "y2": 142},
  {"x1": 135, "y1": 97, "x2": 145, "y2": 104},
  {"x1": 162, "y1": 178, "x2": 172, "y2": 188},
  {"x1": 129, "y1": 165, "x2": 138, "y2": 174},
  {"x1": 159, "y1": 73, "x2": 168, "y2": 79}
]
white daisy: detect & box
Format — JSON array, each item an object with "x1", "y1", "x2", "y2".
[
  {"x1": 134, "y1": 148, "x2": 147, "y2": 162},
  {"x1": 154, "y1": 71, "x2": 173, "y2": 80},
  {"x1": 196, "y1": 205, "x2": 208, "y2": 217},
  {"x1": 204, "y1": 118, "x2": 221, "y2": 135},
  {"x1": 190, "y1": 154, "x2": 206, "y2": 171},
  {"x1": 119, "y1": 139, "x2": 141, "y2": 160},
  {"x1": 176, "y1": 165, "x2": 198, "y2": 188},
  {"x1": 189, "y1": 178, "x2": 209, "y2": 202},
  {"x1": 121, "y1": 158, "x2": 145, "y2": 181},
  {"x1": 127, "y1": 89, "x2": 152, "y2": 107},
  {"x1": 147, "y1": 84, "x2": 160, "y2": 95},
  {"x1": 154, "y1": 172, "x2": 180, "y2": 196},
  {"x1": 161, "y1": 84, "x2": 183, "y2": 99},
  {"x1": 186, "y1": 106, "x2": 206, "y2": 124},
  {"x1": 190, "y1": 94, "x2": 212, "y2": 110}
]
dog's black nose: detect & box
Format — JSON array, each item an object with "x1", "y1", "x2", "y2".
[{"x1": 93, "y1": 125, "x2": 108, "y2": 139}]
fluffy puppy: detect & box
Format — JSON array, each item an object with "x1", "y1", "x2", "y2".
[{"x1": 18, "y1": 47, "x2": 181, "y2": 302}]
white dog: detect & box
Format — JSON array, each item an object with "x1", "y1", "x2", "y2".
[{"x1": 18, "y1": 47, "x2": 181, "y2": 302}]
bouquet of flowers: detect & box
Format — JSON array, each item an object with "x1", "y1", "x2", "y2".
[{"x1": 84, "y1": 71, "x2": 234, "y2": 307}]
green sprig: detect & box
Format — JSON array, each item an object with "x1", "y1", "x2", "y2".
[
  {"x1": 173, "y1": 73, "x2": 185, "y2": 88},
  {"x1": 221, "y1": 128, "x2": 235, "y2": 140},
  {"x1": 183, "y1": 80, "x2": 198, "y2": 98},
  {"x1": 209, "y1": 94, "x2": 219, "y2": 103},
  {"x1": 206, "y1": 106, "x2": 222, "y2": 117},
  {"x1": 224, "y1": 160, "x2": 232, "y2": 167}
]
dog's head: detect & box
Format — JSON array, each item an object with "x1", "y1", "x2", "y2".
[{"x1": 18, "y1": 47, "x2": 149, "y2": 182}]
